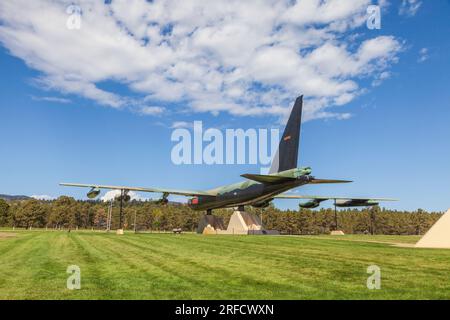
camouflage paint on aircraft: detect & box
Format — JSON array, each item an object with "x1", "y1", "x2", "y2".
[{"x1": 61, "y1": 96, "x2": 396, "y2": 214}]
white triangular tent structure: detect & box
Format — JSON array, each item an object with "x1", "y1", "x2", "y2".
[{"x1": 415, "y1": 209, "x2": 450, "y2": 248}]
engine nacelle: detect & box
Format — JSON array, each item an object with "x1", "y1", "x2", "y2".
[
  {"x1": 299, "y1": 199, "x2": 321, "y2": 209},
  {"x1": 335, "y1": 199, "x2": 379, "y2": 207},
  {"x1": 87, "y1": 187, "x2": 101, "y2": 199},
  {"x1": 252, "y1": 200, "x2": 272, "y2": 208}
]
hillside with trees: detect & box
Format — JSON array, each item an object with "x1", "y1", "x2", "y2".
[{"x1": 0, "y1": 197, "x2": 442, "y2": 235}]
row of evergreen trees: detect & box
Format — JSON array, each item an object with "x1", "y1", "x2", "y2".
[{"x1": 0, "y1": 196, "x2": 442, "y2": 235}]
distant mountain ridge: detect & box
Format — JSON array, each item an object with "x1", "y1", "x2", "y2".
[{"x1": 0, "y1": 194, "x2": 31, "y2": 201}]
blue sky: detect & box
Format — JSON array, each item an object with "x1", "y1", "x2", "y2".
[{"x1": 0, "y1": 0, "x2": 449, "y2": 211}]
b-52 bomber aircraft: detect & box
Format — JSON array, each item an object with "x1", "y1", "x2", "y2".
[{"x1": 61, "y1": 96, "x2": 396, "y2": 229}]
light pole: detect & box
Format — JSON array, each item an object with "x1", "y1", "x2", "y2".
[
  {"x1": 119, "y1": 189, "x2": 124, "y2": 230},
  {"x1": 334, "y1": 199, "x2": 338, "y2": 231}
]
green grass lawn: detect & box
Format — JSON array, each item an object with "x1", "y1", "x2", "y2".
[{"x1": 0, "y1": 230, "x2": 449, "y2": 300}]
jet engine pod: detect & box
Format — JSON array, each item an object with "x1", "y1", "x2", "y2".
[
  {"x1": 299, "y1": 199, "x2": 322, "y2": 209},
  {"x1": 252, "y1": 200, "x2": 272, "y2": 208},
  {"x1": 335, "y1": 199, "x2": 379, "y2": 207},
  {"x1": 87, "y1": 187, "x2": 101, "y2": 199}
]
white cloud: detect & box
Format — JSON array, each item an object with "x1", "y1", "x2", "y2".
[
  {"x1": 101, "y1": 190, "x2": 149, "y2": 202},
  {"x1": 399, "y1": 0, "x2": 422, "y2": 17},
  {"x1": 31, "y1": 195, "x2": 55, "y2": 201},
  {"x1": 0, "y1": 0, "x2": 403, "y2": 121},
  {"x1": 171, "y1": 121, "x2": 191, "y2": 129},
  {"x1": 372, "y1": 71, "x2": 391, "y2": 87},
  {"x1": 418, "y1": 47, "x2": 429, "y2": 63},
  {"x1": 138, "y1": 106, "x2": 165, "y2": 115},
  {"x1": 31, "y1": 95, "x2": 72, "y2": 104}
]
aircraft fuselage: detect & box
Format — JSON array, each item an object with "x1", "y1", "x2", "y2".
[{"x1": 187, "y1": 174, "x2": 313, "y2": 211}]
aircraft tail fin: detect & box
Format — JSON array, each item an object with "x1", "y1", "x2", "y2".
[{"x1": 269, "y1": 95, "x2": 303, "y2": 174}]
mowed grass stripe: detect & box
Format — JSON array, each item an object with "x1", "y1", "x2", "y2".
[
  {"x1": 0, "y1": 231, "x2": 449, "y2": 299},
  {"x1": 0, "y1": 232, "x2": 428, "y2": 300},
  {"x1": 0, "y1": 232, "x2": 42, "y2": 298},
  {"x1": 104, "y1": 234, "x2": 392, "y2": 298},
  {"x1": 87, "y1": 234, "x2": 308, "y2": 299},
  {"x1": 111, "y1": 235, "x2": 315, "y2": 299},
  {"x1": 75, "y1": 233, "x2": 214, "y2": 299},
  {"x1": 66, "y1": 235, "x2": 445, "y2": 293},
  {"x1": 113, "y1": 234, "x2": 450, "y2": 299},
  {"x1": 0, "y1": 232, "x2": 81, "y2": 299}
]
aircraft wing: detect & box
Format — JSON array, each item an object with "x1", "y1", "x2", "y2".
[
  {"x1": 274, "y1": 194, "x2": 397, "y2": 201},
  {"x1": 59, "y1": 183, "x2": 216, "y2": 197},
  {"x1": 240, "y1": 174, "x2": 352, "y2": 185},
  {"x1": 308, "y1": 178, "x2": 352, "y2": 184}
]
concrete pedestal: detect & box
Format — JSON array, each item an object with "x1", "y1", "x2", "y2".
[
  {"x1": 198, "y1": 211, "x2": 279, "y2": 235},
  {"x1": 116, "y1": 229, "x2": 124, "y2": 235},
  {"x1": 224, "y1": 211, "x2": 263, "y2": 235},
  {"x1": 197, "y1": 215, "x2": 225, "y2": 234}
]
